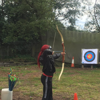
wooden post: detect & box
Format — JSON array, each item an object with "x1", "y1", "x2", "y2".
[
  {"x1": 81, "y1": 49, "x2": 84, "y2": 69},
  {"x1": 82, "y1": 64, "x2": 84, "y2": 69},
  {"x1": 91, "y1": 65, "x2": 93, "y2": 69}
]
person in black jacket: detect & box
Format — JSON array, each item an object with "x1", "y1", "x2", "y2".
[{"x1": 37, "y1": 44, "x2": 65, "y2": 100}]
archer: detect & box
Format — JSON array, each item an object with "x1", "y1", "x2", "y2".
[{"x1": 37, "y1": 44, "x2": 65, "y2": 100}]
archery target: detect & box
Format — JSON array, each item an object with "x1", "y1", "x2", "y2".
[
  {"x1": 84, "y1": 51, "x2": 95, "y2": 62},
  {"x1": 81, "y1": 49, "x2": 98, "y2": 64}
]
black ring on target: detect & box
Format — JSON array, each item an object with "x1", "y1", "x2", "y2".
[{"x1": 84, "y1": 51, "x2": 95, "y2": 62}]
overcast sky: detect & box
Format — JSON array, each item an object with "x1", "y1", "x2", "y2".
[
  {"x1": 72, "y1": 0, "x2": 100, "y2": 30},
  {"x1": 61, "y1": 0, "x2": 98, "y2": 30},
  {"x1": 75, "y1": 0, "x2": 95, "y2": 30}
]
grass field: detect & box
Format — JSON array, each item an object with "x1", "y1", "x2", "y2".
[{"x1": 0, "y1": 65, "x2": 100, "y2": 100}]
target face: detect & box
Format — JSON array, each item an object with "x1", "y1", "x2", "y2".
[
  {"x1": 82, "y1": 49, "x2": 98, "y2": 64},
  {"x1": 84, "y1": 51, "x2": 95, "y2": 62}
]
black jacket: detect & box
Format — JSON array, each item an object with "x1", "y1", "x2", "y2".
[{"x1": 39, "y1": 49, "x2": 61, "y2": 76}]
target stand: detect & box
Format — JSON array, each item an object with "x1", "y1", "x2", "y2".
[{"x1": 81, "y1": 49, "x2": 99, "y2": 69}]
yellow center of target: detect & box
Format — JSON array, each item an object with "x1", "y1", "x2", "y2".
[{"x1": 87, "y1": 54, "x2": 92, "y2": 59}]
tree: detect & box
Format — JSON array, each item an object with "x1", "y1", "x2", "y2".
[
  {"x1": 0, "y1": 0, "x2": 5, "y2": 45},
  {"x1": 67, "y1": 25, "x2": 76, "y2": 31},
  {"x1": 54, "y1": 0, "x2": 83, "y2": 28},
  {"x1": 1, "y1": 0, "x2": 55, "y2": 56},
  {"x1": 2, "y1": 0, "x2": 55, "y2": 43},
  {"x1": 84, "y1": 0, "x2": 100, "y2": 32}
]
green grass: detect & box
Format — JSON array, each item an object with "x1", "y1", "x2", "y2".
[
  {"x1": 52, "y1": 67, "x2": 100, "y2": 99},
  {"x1": 1, "y1": 65, "x2": 100, "y2": 100}
]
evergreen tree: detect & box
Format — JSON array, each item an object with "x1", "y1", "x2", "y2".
[{"x1": 2, "y1": 0, "x2": 55, "y2": 44}]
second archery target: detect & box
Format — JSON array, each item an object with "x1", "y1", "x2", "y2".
[{"x1": 81, "y1": 49, "x2": 99, "y2": 64}]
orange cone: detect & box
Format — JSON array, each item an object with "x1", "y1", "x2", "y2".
[
  {"x1": 71, "y1": 57, "x2": 74, "y2": 67},
  {"x1": 74, "y1": 93, "x2": 78, "y2": 100}
]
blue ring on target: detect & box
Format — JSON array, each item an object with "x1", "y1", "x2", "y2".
[{"x1": 84, "y1": 51, "x2": 95, "y2": 62}]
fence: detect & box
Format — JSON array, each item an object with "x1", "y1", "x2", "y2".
[
  {"x1": 0, "y1": 29, "x2": 100, "y2": 64},
  {"x1": 47, "y1": 29, "x2": 100, "y2": 64}
]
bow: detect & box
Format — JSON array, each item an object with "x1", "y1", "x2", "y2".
[{"x1": 56, "y1": 25, "x2": 65, "y2": 80}]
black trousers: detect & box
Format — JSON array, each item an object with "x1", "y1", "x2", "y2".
[{"x1": 41, "y1": 74, "x2": 53, "y2": 100}]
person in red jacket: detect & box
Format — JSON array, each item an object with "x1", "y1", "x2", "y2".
[{"x1": 37, "y1": 44, "x2": 65, "y2": 100}]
